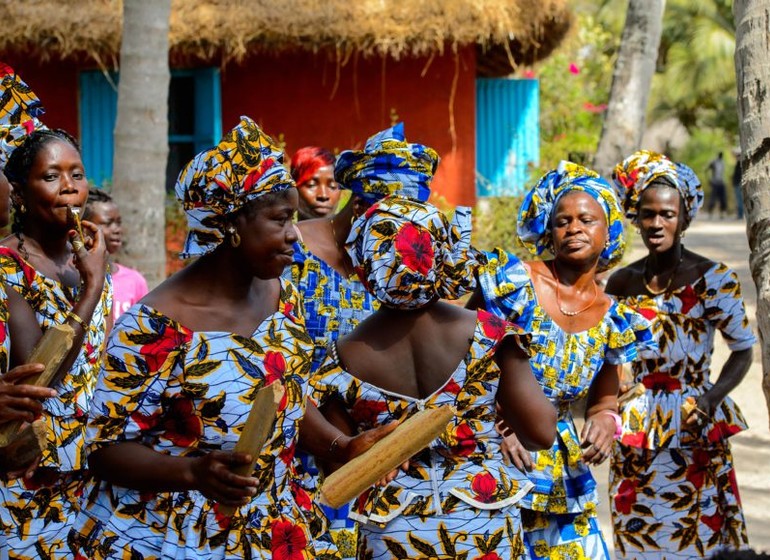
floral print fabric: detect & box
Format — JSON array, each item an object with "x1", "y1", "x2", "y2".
[
  {"x1": 334, "y1": 123, "x2": 437, "y2": 203},
  {"x1": 612, "y1": 150, "x2": 704, "y2": 225},
  {"x1": 0, "y1": 247, "x2": 111, "y2": 560},
  {"x1": 346, "y1": 196, "x2": 477, "y2": 309},
  {"x1": 478, "y1": 249, "x2": 656, "y2": 559},
  {"x1": 0, "y1": 63, "x2": 47, "y2": 167},
  {"x1": 71, "y1": 279, "x2": 340, "y2": 560},
  {"x1": 610, "y1": 262, "x2": 754, "y2": 558},
  {"x1": 517, "y1": 161, "x2": 626, "y2": 272},
  {"x1": 0, "y1": 283, "x2": 8, "y2": 372},
  {"x1": 312, "y1": 310, "x2": 533, "y2": 560}
]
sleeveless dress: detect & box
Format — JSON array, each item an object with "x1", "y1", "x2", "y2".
[
  {"x1": 284, "y1": 239, "x2": 379, "y2": 557},
  {"x1": 610, "y1": 262, "x2": 753, "y2": 558},
  {"x1": 479, "y1": 249, "x2": 656, "y2": 560},
  {"x1": 71, "y1": 279, "x2": 340, "y2": 559},
  {"x1": 311, "y1": 309, "x2": 534, "y2": 560},
  {"x1": 0, "y1": 247, "x2": 112, "y2": 560}
]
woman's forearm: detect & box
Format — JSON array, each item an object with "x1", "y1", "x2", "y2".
[{"x1": 88, "y1": 442, "x2": 196, "y2": 492}]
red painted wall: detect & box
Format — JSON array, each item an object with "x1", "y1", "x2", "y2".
[
  {"x1": 220, "y1": 47, "x2": 477, "y2": 207},
  {"x1": 3, "y1": 47, "x2": 477, "y2": 206}
]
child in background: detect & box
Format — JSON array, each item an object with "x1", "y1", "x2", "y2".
[{"x1": 83, "y1": 189, "x2": 148, "y2": 320}]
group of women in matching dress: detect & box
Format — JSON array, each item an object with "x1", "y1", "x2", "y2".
[{"x1": 0, "y1": 64, "x2": 756, "y2": 560}]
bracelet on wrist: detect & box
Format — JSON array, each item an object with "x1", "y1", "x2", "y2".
[
  {"x1": 597, "y1": 410, "x2": 623, "y2": 440},
  {"x1": 329, "y1": 434, "x2": 344, "y2": 456},
  {"x1": 68, "y1": 310, "x2": 89, "y2": 331}
]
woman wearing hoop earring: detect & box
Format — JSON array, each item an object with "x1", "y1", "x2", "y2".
[
  {"x1": 466, "y1": 161, "x2": 656, "y2": 559},
  {"x1": 607, "y1": 151, "x2": 753, "y2": 558}
]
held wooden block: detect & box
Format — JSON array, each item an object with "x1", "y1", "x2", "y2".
[
  {"x1": 218, "y1": 381, "x2": 285, "y2": 517},
  {"x1": 319, "y1": 405, "x2": 455, "y2": 509},
  {"x1": 0, "y1": 324, "x2": 75, "y2": 447},
  {"x1": 0, "y1": 420, "x2": 48, "y2": 473}
]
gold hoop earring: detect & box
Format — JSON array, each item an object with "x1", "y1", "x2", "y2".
[{"x1": 227, "y1": 226, "x2": 241, "y2": 248}]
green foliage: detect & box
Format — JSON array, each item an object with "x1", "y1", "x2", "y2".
[{"x1": 471, "y1": 196, "x2": 528, "y2": 258}]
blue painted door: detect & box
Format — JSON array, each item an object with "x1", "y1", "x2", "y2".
[
  {"x1": 79, "y1": 68, "x2": 222, "y2": 191},
  {"x1": 475, "y1": 78, "x2": 539, "y2": 197}
]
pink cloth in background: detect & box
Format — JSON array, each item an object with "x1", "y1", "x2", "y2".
[{"x1": 111, "y1": 263, "x2": 149, "y2": 320}]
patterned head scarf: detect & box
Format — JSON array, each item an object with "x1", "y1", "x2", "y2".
[
  {"x1": 0, "y1": 63, "x2": 47, "y2": 168},
  {"x1": 518, "y1": 160, "x2": 626, "y2": 272},
  {"x1": 346, "y1": 196, "x2": 478, "y2": 309},
  {"x1": 334, "y1": 123, "x2": 438, "y2": 203},
  {"x1": 612, "y1": 150, "x2": 703, "y2": 224},
  {"x1": 175, "y1": 116, "x2": 293, "y2": 259}
]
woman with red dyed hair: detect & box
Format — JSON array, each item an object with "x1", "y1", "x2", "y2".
[{"x1": 291, "y1": 147, "x2": 340, "y2": 221}]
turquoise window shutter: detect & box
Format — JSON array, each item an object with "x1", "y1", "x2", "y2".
[
  {"x1": 79, "y1": 71, "x2": 118, "y2": 187},
  {"x1": 78, "y1": 68, "x2": 221, "y2": 190},
  {"x1": 475, "y1": 78, "x2": 539, "y2": 197}
]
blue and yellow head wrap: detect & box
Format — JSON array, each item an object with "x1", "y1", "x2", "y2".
[
  {"x1": 334, "y1": 123, "x2": 438, "y2": 203},
  {"x1": 612, "y1": 150, "x2": 703, "y2": 224},
  {"x1": 346, "y1": 196, "x2": 477, "y2": 309},
  {"x1": 0, "y1": 63, "x2": 47, "y2": 168},
  {"x1": 175, "y1": 116, "x2": 294, "y2": 258},
  {"x1": 518, "y1": 160, "x2": 626, "y2": 272}
]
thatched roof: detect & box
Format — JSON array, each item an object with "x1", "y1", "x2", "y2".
[{"x1": 0, "y1": 0, "x2": 571, "y2": 72}]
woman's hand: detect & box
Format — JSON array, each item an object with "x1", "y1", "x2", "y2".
[
  {"x1": 188, "y1": 450, "x2": 259, "y2": 507},
  {"x1": 0, "y1": 363, "x2": 54, "y2": 424},
  {"x1": 495, "y1": 417, "x2": 533, "y2": 471},
  {"x1": 580, "y1": 413, "x2": 616, "y2": 465},
  {"x1": 685, "y1": 392, "x2": 720, "y2": 430},
  {"x1": 336, "y1": 422, "x2": 408, "y2": 486},
  {"x1": 70, "y1": 221, "x2": 108, "y2": 289}
]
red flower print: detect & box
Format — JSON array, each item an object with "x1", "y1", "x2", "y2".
[
  {"x1": 614, "y1": 478, "x2": 638, "y2": 515},
  {"x1": 162, "y1": 396, "x2": 203, "y2": 447},
  {"x1": 0, "y1": 321, "x2": 6, "y2": 345},
  {"x1": 264, "y1": 351, "x2": 286, "y2": 384},
  {"x1": 282, "y1": 301, "x2": 295, "y2": 320},
  {"x1": 443, "y1": 378, "x2": 461, "y2": 395},
  {"x1": 620, "y1": 431, "x2": 649, "y2": 449},
  {"x1": 351, "y1": 399, "x2": 388, "y2": 426},
  {"x1": 242, "y1": 158, "x2": 277, "y2": 192},
  {"x1": 470, "y1": 472, "x2": 497, "y2": 503},
  {"x1": 394, "y1": 223, "x2": 434, "y2": 275},
  {"x1": 685, "y1": 448, "x2": 711, "y2": 489},
  {"x1": 700, "y1": 512, "x2": 724, "y2": 533},
  {"x1": 707, "y1": 421, "x2": 741, "y2": 443},
  {"x1": 637, "y1": 306, "x2": 657, "y2": 321},
  {"x1": 729, "y1": 467, "x2": 742, "y2": 506},
  {"x1": 213, "y1": 502, "x2": 232, "y2": 530},
  {"x1": 131, "y1": 409, "x2": 161, "y2": 431},
  {"x1": 474, "y1": 554, "x2": 502, "y2": 560},
  {"x1": 678, "y1": 285, "x2": 698, "y2": 314},
  {"x1": 478, "y1": 309, "x2": 507, "y2": 340},
  {"x1": 0, "y1": 63, "x2": 13, "y2": 76},
  {"x1": 617, "y1": 168, "x2": 640, "y2": 190},
  {"x1": 641, "y1": 371, "x2": 681, "y2": 392},
  {"x1": 271, "y1": 520, "x2": 308, "y2": 560},
  {"x1": 453, "y1": 422, "x2": 477, "y2": 457},
  {"x1": 290, "y1": 479, "x2": 312, "y2": 511},
  {"x1": 139, "y1": 324, "x2": 191, "y2": 372},
  {"x1": 279, "y1": 440, "x2": 296, "y2": 465}
]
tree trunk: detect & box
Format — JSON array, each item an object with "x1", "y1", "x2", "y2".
[
  {"x1": 111, "y1": 0, "x2": 171, "y2": 288},
  {"x1": 734, "y1": 0, "x2": 770, "y2": 429},
  {"x1": 592, "y1": 0, "x2": 666, "y2": 177}
]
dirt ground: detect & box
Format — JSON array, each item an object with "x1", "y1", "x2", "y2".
[{"x1": 592, "y1": 219, "x2": 770, "y2": 555}]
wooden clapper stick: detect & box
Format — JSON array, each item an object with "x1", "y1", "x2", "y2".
[
  {"x1": 319, "y1": 405, "x2": 455, "y2": 509},
  {"x1": 218, "y1": 381, "x2": 285, "y2": 516},
  {"x1": 0, "y1": 323, "x2": 75, "y2": 450}
]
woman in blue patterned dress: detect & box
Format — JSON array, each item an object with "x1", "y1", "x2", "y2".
[
  {"x1": 285, "y1": 123, "x2": 435, "y2": 555},
  {"x1": 70, "y1": 117, "x2": 397, "y2": 560},
  {"x1": 607, "y1": 151, "x2": 753, "y2": 558},
  {"x1": 312, "y1": 194, "x2": 557, "y2": 560},
  {"x1": 467, "y1": 161, "x2": 657, "y2": 559},
  {"x1": 0, "y1": 73, "x2": 111, "y2": 557}
]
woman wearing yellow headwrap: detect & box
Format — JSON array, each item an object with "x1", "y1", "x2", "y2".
[{"x1": 70, "y1": 117, "x2": 398, "y2": 560}]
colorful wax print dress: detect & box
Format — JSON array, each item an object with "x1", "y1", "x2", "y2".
[
  {"x1": 312, "y1": 309, "x2": 534, "y2": 560},
  {"x1": 71, "y1": 278, "x2": 339, "y2": 560},
  {"x1": 0, "y1": 281, "x2": 8, "y2": 372},
  {"x1": 0, "y1": 247, "x2": 112, "y2": 560},
  {"x1": 478, "y1": 250, "x2": 656, "y2": 560},
  {"x1": 610, "y1": 262, "x2": 754, "y2": 559},
  {"x1": 284, "y1": 239, "x2": 379, "y2": 557}
]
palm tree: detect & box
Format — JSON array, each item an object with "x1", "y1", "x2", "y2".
[
  {"x1": 734, "y1": 0, "x2": 770, "y2": 427},
  {"x1": 592, "y1": 0, "x2": 666, "y2": 176},
  {"x1": 112, "y1": 0, "x2": 171, "y2": 287}
]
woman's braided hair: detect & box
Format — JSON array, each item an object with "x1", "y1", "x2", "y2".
[{"x1": 4, "y1": 129, "x2": 81, "y2": 259}]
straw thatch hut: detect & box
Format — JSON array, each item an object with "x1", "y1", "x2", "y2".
[{"x1": 0, "y1": 0, "x2": 571, "y2": 205}]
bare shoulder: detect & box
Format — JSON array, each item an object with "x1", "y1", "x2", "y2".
[{"x1": 605, "y1": 258, "x2": 645, "y2": 296}]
